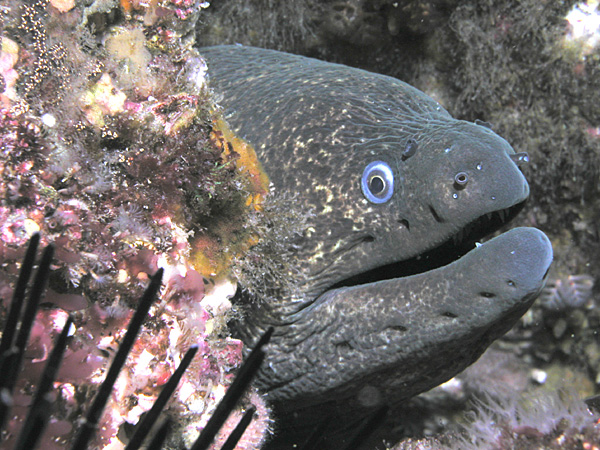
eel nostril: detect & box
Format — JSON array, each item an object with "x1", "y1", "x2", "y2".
[
  {"x1": 454, "y1": 172, "x2": 468, "y2": 189},
  {"x1": 510, "y1": 152, "x2": 529, "y2": 167}
]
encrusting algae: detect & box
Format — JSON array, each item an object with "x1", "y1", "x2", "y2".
[
  {"x1": 191, "y1": 117, "x2": 270, "y2": 279},
  {"x1": 0, "y1": 0, "x2": 274, "y2": 448}
]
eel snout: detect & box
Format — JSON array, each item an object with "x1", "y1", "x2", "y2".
[
  {"x1": 454, "y1": 227, "x2": 553, "y2": 320},
  {"x1": 414, "y1": 123, "x2": 526, "y2": 235}
]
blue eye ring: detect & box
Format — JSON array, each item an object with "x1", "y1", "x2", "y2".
[{"x1": 361, "y1": 161, "x2": 394, "y2": 204}]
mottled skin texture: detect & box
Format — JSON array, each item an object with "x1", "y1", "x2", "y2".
[{"x1": 201, "y1": 46, "x2": 552, "y2": 415}]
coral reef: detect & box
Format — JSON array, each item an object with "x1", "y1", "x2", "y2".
[
  {"x1": 0, "y1": 239, "x2": 272, "y2": 450},
  {"x1": 512, "y1": 271, "x2": 600, "y2": 388},
  {"x1": 540, "y1": 274, "x2": 594, "y2": 311},
  {"x1": 437, "y1": 0, "x2": 600, "y2": 294},
  {"x1": 0, "y1": 0, "x2": 279, "y2": 448},
  {"x1": 391, "y1": 389, "x2": 600, "y2": 450},
  {"x1": 451, "y1": 390, "x2": 600, "y2": 450},
  {"x1": 383, "y1": 344, "x2": 600, "y2": 450}
]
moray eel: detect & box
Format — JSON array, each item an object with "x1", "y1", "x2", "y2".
[{"x1": 201, "y1": 46, "x2": 552, "y2": 417}]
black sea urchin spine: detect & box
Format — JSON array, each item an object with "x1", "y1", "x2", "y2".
[{"x1": 0, "y1": 234, "x2": 271, "y2": 450}]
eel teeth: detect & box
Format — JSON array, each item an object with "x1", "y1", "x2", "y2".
[
  {"x1": 498, "y1": 209, "x2": 507, "y2": 222},
  {"x1": 452, "y1": 223, "x2": 474, "y2": 245},
  {"x1": 453, "y1": 228, "x2": 463, "y2": 245}
]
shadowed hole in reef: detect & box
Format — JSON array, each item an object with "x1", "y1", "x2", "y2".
[{"x1": 441, "y1": 311, "x2": 458, "y2": 318}]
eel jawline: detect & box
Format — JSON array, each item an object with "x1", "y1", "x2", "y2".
[{"x1": 255, "y1": 227, "x2": 552, "y2": 408}]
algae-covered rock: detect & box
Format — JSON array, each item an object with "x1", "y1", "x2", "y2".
[{"x1": 0, "y1": 0, "x2": 273, "y2": 448}]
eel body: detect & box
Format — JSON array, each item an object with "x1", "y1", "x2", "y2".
[{"x1": 201, "y1": 46, "x2": 552, "y2": 415}]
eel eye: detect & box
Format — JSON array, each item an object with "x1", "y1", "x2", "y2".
[
  {"x1": 454, "y1": 171, "x2": 468, "y2": 189},
  {"x1": 361, "y1": 161, "x2": 394, "y2": 204}
]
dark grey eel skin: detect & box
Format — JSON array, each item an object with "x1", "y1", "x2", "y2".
[{"x1": 201, "y1": 46, "x2": 552, "y2": 416}]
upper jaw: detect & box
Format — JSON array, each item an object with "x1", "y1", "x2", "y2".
[{"x1": 319, "y1": 197, "x2": 528, "y2": 293}]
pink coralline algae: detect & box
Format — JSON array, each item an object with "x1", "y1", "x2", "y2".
[{"x1": 0, "y1": 0, "x2": 271, "y2": 448}]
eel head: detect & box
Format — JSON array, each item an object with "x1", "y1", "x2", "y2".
[
  {"x1": 292, "y1": 118, "x2": 532, "y2": 300},
  {"x1": 247, "y1": 119, "x2": 551, "y2": 410},
  {"x1": 199, "y1": 45, "x2": 552, "y2": 418}
]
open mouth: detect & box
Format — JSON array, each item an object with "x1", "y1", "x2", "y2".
[{"x1": 330, "y1": 200, "x2": 527, "y2": 289}]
